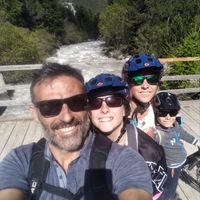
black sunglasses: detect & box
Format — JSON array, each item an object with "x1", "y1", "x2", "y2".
[
  {"x1": 157, "y1": 110, "x2": 178, "y2": 117},
  {"x1": 88, "y1": 95, "x2": 123, "y2": 110},
  {"x1": 130, "y1": 74, "x2": 160, "y2": 85},
  {"x1": 34, "y1": 93, "x2": 88, "y2": 118}
]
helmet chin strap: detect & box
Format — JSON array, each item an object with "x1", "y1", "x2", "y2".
[
  {"x1": 115, "y1": 117, "x2": 129, "y2": 143},
  {"x1": 131, "y1": 97, "x2": 150, "y2": 117}
]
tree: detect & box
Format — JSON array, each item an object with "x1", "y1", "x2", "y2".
[
  {"x1": 0, "y1": 22, "x2": 57, "y2": 65},
  {"x1": 161, "y1": 22, "x2": 200, "y2": 91},
  {"x1": 0, "y1": 0, "x2": 66, "y2": 37},
  {"x1": 99, "y1": 3, "x2": 130, "y2": 49},
  {"x1": 99, "y1": 0, "x2": 200, "y2": 56}
]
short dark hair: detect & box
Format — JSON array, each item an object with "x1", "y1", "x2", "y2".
[{"x1": 30, "y1": 62, "x2": 84, "y2": 102}]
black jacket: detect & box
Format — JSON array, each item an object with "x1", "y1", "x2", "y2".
[{"x1": 126, "y1": 123, "x2": 168, "y2": 196}]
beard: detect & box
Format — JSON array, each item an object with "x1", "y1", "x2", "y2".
[{"x1": 42, "y1": 114, "x2": 90, "y2": 152}]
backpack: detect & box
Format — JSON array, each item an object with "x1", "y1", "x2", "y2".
[
  {"x1": 126, "y1": 123, "x2": 168, "y2": 196},
  {"x1": 27, "y1": 133, "x2": 116, "y2": 200}
]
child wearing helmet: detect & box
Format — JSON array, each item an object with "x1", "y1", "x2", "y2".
[
  {"x1": 85, "y1": 73, "x2": 168, "y2": 200},
  {"x1": 122, "y1": 53, "x2": 163, "y2": 138},
  {"x1": 153, "y1": 92, "x2": 200, "y2": 200}
]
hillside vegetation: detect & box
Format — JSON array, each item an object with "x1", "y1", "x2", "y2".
[
  {"x1": 0, "y1": 0, "x2": 199, "y2": 90},
  {"x1": 98, "y1": 0, "x2": 200, "y2": 93}
]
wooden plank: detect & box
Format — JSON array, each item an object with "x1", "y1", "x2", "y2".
[
  {"x1": 176, "y1": 186, "x2": 188, "y2": 200},
  {"x1": 177, "y1": 144, "x2": 199, "y2": 200},
  {"x1": 5, "y1": 84, "x2": 30, "y2": 90},
  {"x1": 0, "y1": 64, "x2": 42, "y2": 72},
  {"x1": 178, "y1": 179, "x2": 199, "y2": 200},
  {"x1": 0, "y1": 57, "x2": 199, "y2": 72},
  {"x1": 159, "y1": 57, "x2": 200, "y2": 63},
  {"x1": 0, "y1": 120, "x2": 30, "y2": 160},
  {"x1": 0, "y1": 99, "x2": 31, "y2": 106},
  {"x1": 0, "y1": 121, "x2": 16, "y2": 157},
  {"x1": 23, "y1": 121, "x2": 43, "y2": 144},
  {"x1": 160, "y1": 88, "x2": 200, "y2": 95},
  {"x1": 181, "y1": 100, "x2": 200, "y2": 109},
  {"x1": 161, "y1": 74, "x2": 200, "y2": 81},
  {"x1": 181, "y1": 102, "x2": 200, "y2": 125},
  {"x1": 180, "y1": 104, "x2": 200, "y2": 138}
]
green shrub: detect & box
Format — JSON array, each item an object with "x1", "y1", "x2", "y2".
[{"x1": 0, "y1": 22, "x2": 58, "y2": 83}]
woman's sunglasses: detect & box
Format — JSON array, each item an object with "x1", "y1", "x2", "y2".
[
  {"x1": 88, "y1": 95, "x2": 123, "y2": 110},
  {"x1": 34, "y1": 94, "x2": 88, "y2": 118},
  {"x1": 130, "y1": 74, "x2": 160, "y2": 85},
  {"x1": 157, "y1": 110, "x2": 178, "y2": 117}
]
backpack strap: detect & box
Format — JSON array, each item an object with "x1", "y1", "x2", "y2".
[
  {"x1": 28, "y1": 134, "x2": 114, "y2": 200},
  {"x1": 89, "y1": 133, "x2": 112, "y2": 168},
  {"x1": 28, "y1": 138, "x2": 84, "y2": 200},
  {"x1": 126, "y1": 123, "x2": 138, "y2": 151},
  {"x1": 85, "y1": 133, "x2": 116, "y2": 200},
  {"x1": 28, "y1": 138, "x2": 50, "y2": 200},
  {"x1": 42, "y1": 183, "x2": 81, "y2": 199}
]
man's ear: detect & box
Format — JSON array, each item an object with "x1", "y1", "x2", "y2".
[{"x1": 29, "y1": 104, "x2": 39, "y2": 122}]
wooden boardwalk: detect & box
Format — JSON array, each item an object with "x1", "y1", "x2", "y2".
[{"x1": 0, "y1": 100, "x2": 199, "y2": 199}]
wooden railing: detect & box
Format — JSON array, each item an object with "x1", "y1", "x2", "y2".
[{"x1": 0, "y1": 58, "x2": 199, "y2": 107}]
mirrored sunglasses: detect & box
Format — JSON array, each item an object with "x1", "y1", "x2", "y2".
[
  {"x1": 130, "y1": 74, "x2": 160, "y2": 85},
  {"x1": 157, "y1": 110, "x2": 178, "y2": 117},
  {"x1": 88, "y1": 95, "x2": 123, "y2": 110},
  {"x1": 34, "y1": 93, "x2": 87, "y2": 118}
]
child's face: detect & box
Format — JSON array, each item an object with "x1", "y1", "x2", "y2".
[{"x1": 157, "y1": 114, "x2": 176, "y2": 128}]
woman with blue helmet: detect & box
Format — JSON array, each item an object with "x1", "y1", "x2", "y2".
[
  {"x1": 122, "y1": 53, "x2": 164, "y2": 138},
  {"x1": 86, "y1": 73, "x2": 167, "y2": 200},
  {"x1": 85, "y1": 73, "x2": 131, "y2": 142}
]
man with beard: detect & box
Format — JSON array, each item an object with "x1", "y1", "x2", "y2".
[{"x1": 0, "y1": 63, "x2": 152, "y2": 200}]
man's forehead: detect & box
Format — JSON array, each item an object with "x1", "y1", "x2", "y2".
[
  {"x1": 35, "y1": 75, "x2": 83, "y2": 89},
  {"x1": 33, "y1": 76, "x2": 85, "y2": 100}
]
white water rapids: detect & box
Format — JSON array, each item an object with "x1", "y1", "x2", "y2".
[{"x1": 47, "y1": 40, "x2": 126, "y2": 81}]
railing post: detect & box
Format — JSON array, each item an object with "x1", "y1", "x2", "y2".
[{"x1": 0, "y1": 73, "x2": 9, "y2": 99}]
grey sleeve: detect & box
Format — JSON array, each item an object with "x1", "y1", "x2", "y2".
[
  {"x1": 0, "y1": 146, "x2": 31, "y2": 191},
  {"x1": 180, "y1": 126, "x2": 199, "y2": 145},
  {"x1": 109, "y1": 145, "x2": 153, "y2": 195}
]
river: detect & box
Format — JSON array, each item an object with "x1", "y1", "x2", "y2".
[{"x1": 47, "y1": 40, "x2": 126, "y2": 81}]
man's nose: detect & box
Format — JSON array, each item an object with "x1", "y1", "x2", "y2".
[{"x1": 58, "y1": 103, "x2": 74, "y2": 122}]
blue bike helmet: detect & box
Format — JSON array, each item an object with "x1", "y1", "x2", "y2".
[
  {"x1": 153, "y1": 92, "x2": 180, "y2": 114},
  {"x1": 85, "y1": 73, "x2": 130, "y2": 101},
  {"x1": 122, "y1": 53, "x2": 164, "y2": 82}
]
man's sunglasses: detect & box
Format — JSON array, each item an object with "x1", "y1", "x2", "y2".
[
  {"x1": 130, "y1": 74, "x2": 160, "y2": 85},
  {"x1": 34, "y1": 94, "x2": 88, "y2": 118},
  {"x1": 88, "y1": 95, "x2": 123, "y2": 110},
  {"x1": 157, "y1": 110, "x2": 178, "y2": 117}
]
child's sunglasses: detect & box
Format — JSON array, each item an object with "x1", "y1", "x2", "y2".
[
  {"x1": 88, "y1": 95, "x2": 123, "y2": 110},
  {"x1": 157, "y1": 110, "x2": 178, "y2": 117},
  {"x1": 130, "y1": 74, "x2": 160, "y2": 85},
  {"x1": 34, "y1": 93, "x2": 88, "y2": 118}
]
